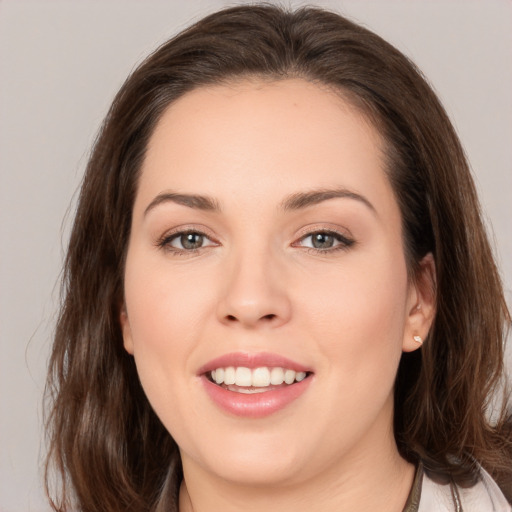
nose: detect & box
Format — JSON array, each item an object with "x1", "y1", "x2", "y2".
[{"x1": 216, "y1": 248, "x2": 292, "y2": 329}]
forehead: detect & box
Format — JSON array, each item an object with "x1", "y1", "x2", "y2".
[{"x1": 136, "y1": 78, "x2": 392, "y2": 217}]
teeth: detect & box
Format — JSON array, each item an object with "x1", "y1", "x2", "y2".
[
  {"x1": 296, "y1": 371, "x2": 306, "y2": 382},
  {"x1": 235, "y1": 367, "x2": 252, "y2": 386},
  {"x1": 209, "y1": 366, "x2": 308, "y2": 387},
  {"x1": 226, "y1": 385, "x2": 269, "y2": 394},
  {"x1": 214, "y1": 367, "x2": 224, "y2": 385},
  {"x1": 284, "y1": 369, "x2": 295, "y2": 384},
  {"x1": 224, "y1": 366, "x2": 236, "y2": 385},
  {"x1": 252, "y1": 367, "x2": 270, "y2": 387},
  {"x1": 270, "y1": 367, "x2": 284, "y2": 385}
]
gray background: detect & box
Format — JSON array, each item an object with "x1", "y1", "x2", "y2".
[{"x1": 1, "y1": 1, "x2": 510, "y2": 510}]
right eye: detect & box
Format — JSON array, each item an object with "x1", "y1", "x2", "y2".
[{"x1": 158, "y1": 230, "x2": 217, "y2": 253}]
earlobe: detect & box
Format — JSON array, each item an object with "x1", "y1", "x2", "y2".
[
  {"x1": 120, "y1": 306, "x2": 134, "y2": 355},
  {"x1": 402, "y1": 253, "x2": 436, "y2": 353}
]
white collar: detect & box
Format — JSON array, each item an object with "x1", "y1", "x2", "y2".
[{"x1": 418, "y1": 465, "x2": 511, "y2": 512}]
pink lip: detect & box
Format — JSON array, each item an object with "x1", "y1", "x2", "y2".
[
  {"x1": 197, "y1": 351, "x2": 312, "y2": 374},
  {"x1": 201, "y1": 376, "x2": 312, "y2": 418},
  {"x1": 198, "y1": 352, "x2": 313, "y2": 418}
]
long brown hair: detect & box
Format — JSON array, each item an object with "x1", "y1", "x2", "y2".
[{"x1": 45, "y1": 5, "x2": 512, "y2": 510}]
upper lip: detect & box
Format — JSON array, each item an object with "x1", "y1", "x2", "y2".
[{"x1": 197, "y1": 352, "x2": 312, "y2": 375}]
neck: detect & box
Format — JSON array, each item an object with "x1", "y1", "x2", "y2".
[{"x1": 179, "y1": 436, "x2": 415, "y2": 512}]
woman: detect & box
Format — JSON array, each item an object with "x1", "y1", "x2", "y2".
[{"x1": 44, "y1": 5, "x2": 512, "y2": 511}]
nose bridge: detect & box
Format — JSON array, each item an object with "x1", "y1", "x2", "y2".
[{"x1": 217, "y1": 239, "x2": 291, "y2": 328}]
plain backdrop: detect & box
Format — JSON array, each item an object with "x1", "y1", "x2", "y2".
[{"x1": 1, "y1": 1, "x2": 511, "y2": 510}]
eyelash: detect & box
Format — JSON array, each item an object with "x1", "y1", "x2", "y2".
[
  {"x1": 156, "y1": 228, "x2": 355, "y2": 256},
  {"x1": 295, "y1": 230, "x2": 355, "y2": 254},
  {"x1": 156, "y1": 228, "x2": 218, "y2": 256}
]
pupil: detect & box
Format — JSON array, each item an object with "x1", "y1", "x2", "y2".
[
  {"x1": 181, "y1": 233, "x2": 203, "y2": 249},
  {"x1": 312, "y1": 233, "x2": 334, "y2": 249}
]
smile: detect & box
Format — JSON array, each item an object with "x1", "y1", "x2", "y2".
[
  {"x1": 199, "y1": 353, "x2": 313, "y2": 417},
  {"x1": 209, "y1": 366, "x2": 308, "y2": 391}
]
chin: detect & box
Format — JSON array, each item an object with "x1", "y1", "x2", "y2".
[
  {"x1": 205, "y1": 454, "x2": 306, "y2": 487},
  {"x1": 182, "y1": 429, "x2": 312, "y2": 487}
]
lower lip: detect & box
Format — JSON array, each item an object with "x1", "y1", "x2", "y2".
[{"x1": 201, "y1": 376, "x2": 312, "y2": 418}]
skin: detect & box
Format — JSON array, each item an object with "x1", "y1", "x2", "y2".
[{"x1": 121, "y1": 79, "x2": 435, "y2": 512}]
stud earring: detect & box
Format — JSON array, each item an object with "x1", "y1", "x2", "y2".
[{"x1": 413, "y1": 335, "x2": 423, "y2": 345}]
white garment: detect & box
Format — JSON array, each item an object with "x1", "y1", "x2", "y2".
[{"x1": 418, "y1": 466, "x2": 511, "y2": 512}]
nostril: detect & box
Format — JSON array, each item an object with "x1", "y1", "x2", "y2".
[{"x1": 224, "y1": 313, "x2": 277, "y2": 323}]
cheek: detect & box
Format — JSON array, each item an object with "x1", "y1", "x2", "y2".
[
  {"x1": 301, "y1": 251, "x2": 408, "y2": 341},
  {"x1": 298, "y1": 250, "x2": 409, "y2": 393},
  {"x1": 122, "y1": 253, "x2": 215, "y2": 422},
  {"x1": 124, "y1": 254, "x2": 213, "y2": 349}
]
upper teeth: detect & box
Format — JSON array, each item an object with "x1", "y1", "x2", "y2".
[{"x1": 211, "y1": 367, "x2": 307, "y2": 387}]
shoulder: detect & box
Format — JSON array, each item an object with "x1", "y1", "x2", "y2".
[{"x1": 418, "y1": 466, "x2": 511, "y2": 512}]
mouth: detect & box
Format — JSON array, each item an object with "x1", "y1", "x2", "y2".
[
  {"x1": 199, "y1": 353, "x2": 314, "y2": 418},
  {"x1": 206, "y1": 366, "x2": 310, "y2": 394}
]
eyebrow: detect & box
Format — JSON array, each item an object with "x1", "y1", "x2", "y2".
[
  {"x1": 144, "y1": 187, "x2": 376, "y2": 216},
  {"x1": 281, "y1": 188, "x2": 376, "y2": 214},
  {"x1": 144, "y1": 192, "x2": 221, "y2": 216}
]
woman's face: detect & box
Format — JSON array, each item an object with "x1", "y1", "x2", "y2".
[{"x1": 121, "y1": 79, "x2": 432, "y2": 487}]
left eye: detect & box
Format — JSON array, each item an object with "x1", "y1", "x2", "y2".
[
  {"x1": 298, "y1": 231, "x2": 353, "y2": 250},
  {"x1": 164, "y1": 231, "x2": 216, "y2": 251}
]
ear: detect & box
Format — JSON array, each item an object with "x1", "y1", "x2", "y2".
[
  {"x1": 120, "y1": 304, "x2": 134, "y2": 355},
  {"x1": 402, "y1": 253, "x2": 436, "y2": 353}
]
